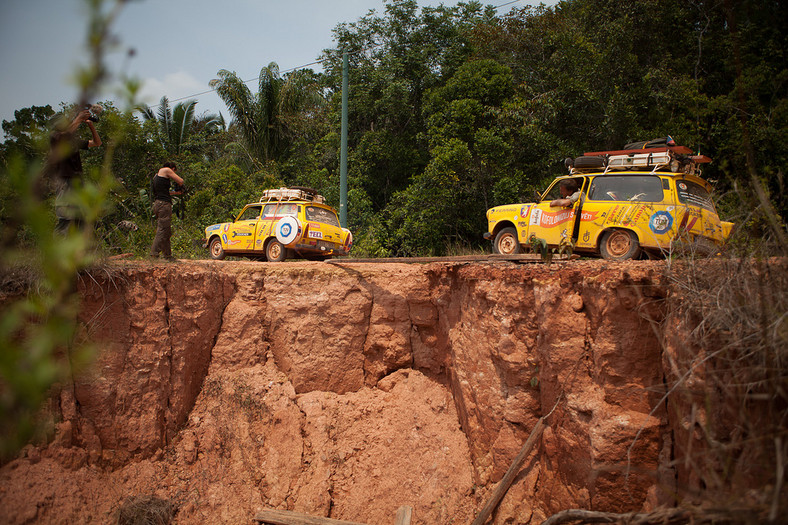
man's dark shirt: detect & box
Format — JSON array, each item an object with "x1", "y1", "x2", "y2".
[{"x1": 50, "y1": 131, "x2": 88, "y2": 182}]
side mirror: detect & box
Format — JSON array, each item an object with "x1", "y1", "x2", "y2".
[{"x1": 534, "y1": 190, "x2": 542, "y2": 202}]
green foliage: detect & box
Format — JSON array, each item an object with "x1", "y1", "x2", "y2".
[{"x1": 0, "y1": 105, "x2": 56, "y2": 164}]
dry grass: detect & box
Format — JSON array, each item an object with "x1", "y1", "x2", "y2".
[
  {"x1": 113, "y1": 495, "x2": 176, "y2": 525},
  {"x1": 662, "y1": 256, "x2": 787, "y2": 521}
]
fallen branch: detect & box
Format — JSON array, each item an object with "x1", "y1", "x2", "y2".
[
  {"x1": 539, "y1": 506, "x2": 762, "y2": 525},
  {"x1": 471, "y1": 354, "x2": 584, "y2": 525},
  {"x1": 471, "y1": 417, "x2": 546, "y2": 525}
]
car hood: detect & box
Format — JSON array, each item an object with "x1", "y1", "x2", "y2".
[
  {"x1": 205, "y1": 223, "x2": 228, "y2": 234},
  {"x1": 488, "y1": 203, "x2": 537, "y2": 218}
]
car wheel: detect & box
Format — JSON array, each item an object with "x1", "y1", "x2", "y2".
[
  {"x1": 209, "y1": 237, "x2": 225, "y2": 260},
  {"x1": 494, "y1": 227, "x2": 521, "y2": 255},
  {"x1": 600, "y1": 229, "x2": 641, "y2": 260},
  {"x1": 266, "y1": 239, "x2": 287, "y2": 262}
]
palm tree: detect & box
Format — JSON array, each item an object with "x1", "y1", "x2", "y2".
[
  {"x1": 139, "y1": 96, "x2": 198, "y2": 155},
  {"x1": 210, "y1": 62, "x2": 324, "y2": 166},
  {"x1": 193, "y1": 111, "x2": 225, "y2": 134}
]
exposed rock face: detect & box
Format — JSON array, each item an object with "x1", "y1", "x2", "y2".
[{"x1": 1, "y1": 260, "x2": 676, "y2": 524}]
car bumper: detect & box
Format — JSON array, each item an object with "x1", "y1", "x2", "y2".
[{"x1": 295, "y1": 241, "x2": 350, "y2": 256}]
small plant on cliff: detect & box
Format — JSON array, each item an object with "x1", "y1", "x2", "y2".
[{"x1": 528, "y1": 234, "x2": 574, "y2": 263}]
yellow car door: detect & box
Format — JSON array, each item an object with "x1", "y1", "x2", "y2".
[
  {"x1": 527, "y1": 177, "x2": 586, "y2": 248},
  {"x1": 255, "y1": 202, "x2": 300, "y2": 249},
  {"x1": 226, "y1": 204, "x2": 261, "y2": 251}
]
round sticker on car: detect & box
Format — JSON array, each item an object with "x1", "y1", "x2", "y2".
[
  {"x1": 649, "y1": 211, "x2": 673, "y2": 234},
  {"x1": 275, "y1": 216, "x2": 301, "y2": 245}
]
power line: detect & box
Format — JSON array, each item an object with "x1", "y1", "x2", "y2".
[
  {"x1": 162, "y1": 59, "x2": 325, "y2": 107},
  {"x1": 149, "y1": 0, "x2": 527, "y2": 111}
]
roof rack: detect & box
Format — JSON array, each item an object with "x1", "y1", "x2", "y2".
[
  {"x1": 569, "y1": 146, "x2": 711, "y2": 176},
  {"x1": 260, "y1": 187, "x2": 326, "y2": 204}
]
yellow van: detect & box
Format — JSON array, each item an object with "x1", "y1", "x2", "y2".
[
  {"x1": 484, "y1": 146, "x2": 734, "y2": 260},
  {"x1": 204, "y1": 187, "x2": 352, "y2": 262}
]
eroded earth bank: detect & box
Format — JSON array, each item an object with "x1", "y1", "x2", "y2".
[{"x1": 0, "y1": 260, "x2": 714, "y2": 523}]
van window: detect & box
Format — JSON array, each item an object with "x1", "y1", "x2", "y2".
[
  {"x1": 543, "y1": 177, "x2": 584, "y2": 201},
  {"x1": 588, "y1": 175, "x2": 664, "y2": 202},
  {"x1": 237, "y1": 205, "x2": 262, "y2": 221},
  {"x1": 676, "y1": 180, "x2": 716, "y2": 211}
]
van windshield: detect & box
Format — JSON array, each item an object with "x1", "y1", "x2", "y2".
[{"x1": 676, "y1": 180, "x2": 716, "y2": 212}]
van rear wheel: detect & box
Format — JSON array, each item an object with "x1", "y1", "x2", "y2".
[
  {"x1": 494, "y1": 227, "x2": 521, "y2": 255},
  {"x1": 266, "y1": 240, "x2": 287, "y2": 262},
  {"x1": 600, "y1": 229, "x2": 641, "y2": 260}
]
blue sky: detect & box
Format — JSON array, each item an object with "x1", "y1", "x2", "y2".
[{"x1": 0, "y1": 0, "x2": 553, "y2": 126}]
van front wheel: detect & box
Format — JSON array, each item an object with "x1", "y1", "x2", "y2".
[
  {"x1": 494, "y1": 227, "x2": 521, "y2": 255},
  {"x1": 600, "y1": 229, "x2": 641, "y2": 260},
  {"x1": 209, "y1": 237, "x2": 225, "y2": 260}
]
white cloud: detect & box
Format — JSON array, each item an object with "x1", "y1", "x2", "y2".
[{"x1": 137, "y1": 71, "x2": 210, "y2": 108}]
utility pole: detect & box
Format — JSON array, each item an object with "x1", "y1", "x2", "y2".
[{"x1": 339, "y1": 50, "x2": 349, "y2": 228}]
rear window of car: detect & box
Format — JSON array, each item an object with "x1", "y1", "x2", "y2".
[
  {"x1": 263, "y1": 203, "x2": 298, "y2": 218},
  {"x1": 588, "y1": 175, "x2": 664, "y2": 202},
  {"x1": 305, "y1": 205, "x2": 340, "y2": 227},
  {"x1": 676, "y1": 180, "x2": 716, "y2": 212}
]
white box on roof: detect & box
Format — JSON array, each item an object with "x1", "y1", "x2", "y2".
[{"x1": 261, "y1": 187, "x2": 326, "y2": 204}]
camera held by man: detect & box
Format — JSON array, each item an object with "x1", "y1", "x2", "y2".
[{"x1": 85, "y1": 103, "x2": 104, "y2": 122}]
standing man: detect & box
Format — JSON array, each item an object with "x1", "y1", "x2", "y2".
[
  {"x1": 49, "y1": 107, "x2": 102, "y2": 233},
  {"x1": 150, "y1": 162, "x2": 184, "y2": 260}
]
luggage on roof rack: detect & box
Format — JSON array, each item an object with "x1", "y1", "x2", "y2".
[
  {"x1": 623, "y1": 136, "x2": 677, "y2": 150},
  {"x1": 260, "y1": 187, "x2": 326, "y2": 204},
  {"x1": 567, "y1": 144, "x2": 710, "y2": 176}
]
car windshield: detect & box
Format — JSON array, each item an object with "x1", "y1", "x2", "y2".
[
  {"x1": 676, "y1": 180, "x2": 716, "y2": 212},
  {"x1": 305, "y1": 205, "x2": 340, "y2": 226},
  {"x1": 588, "y1": 175, "x2": 664, "y2": 202}
]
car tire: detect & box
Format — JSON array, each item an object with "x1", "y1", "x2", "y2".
[
  {"x1": 266, "y1": 239, "x2": 287, "y2": 262},
  {"x1": 600, "y1": 229, "x2": 641, "y2": 260},
  {"x1": 494, "y1": 227, "x2": 521, "y2": 255},
  {"x1": 209, "y1": 237, "x2": 225, "y2": 260},
  {"x1": 574, "y1": 155, "x2": 606, "y2": 169}
]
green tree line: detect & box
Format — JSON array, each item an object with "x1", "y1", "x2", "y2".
[{"x1": 1, "y1": 0, "x2": 786, "y2": 259}]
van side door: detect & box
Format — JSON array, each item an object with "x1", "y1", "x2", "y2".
[{"x1": 527, "y1": 177, "x2": 586, "y2": 249}]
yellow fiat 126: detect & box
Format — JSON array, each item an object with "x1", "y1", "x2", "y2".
[
  {"x1": 485, "y1": 144, "x2": 734, "y2": 260},
  {"x1": 204, "y1": 187, "x2": 352, "y2": 262}
]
